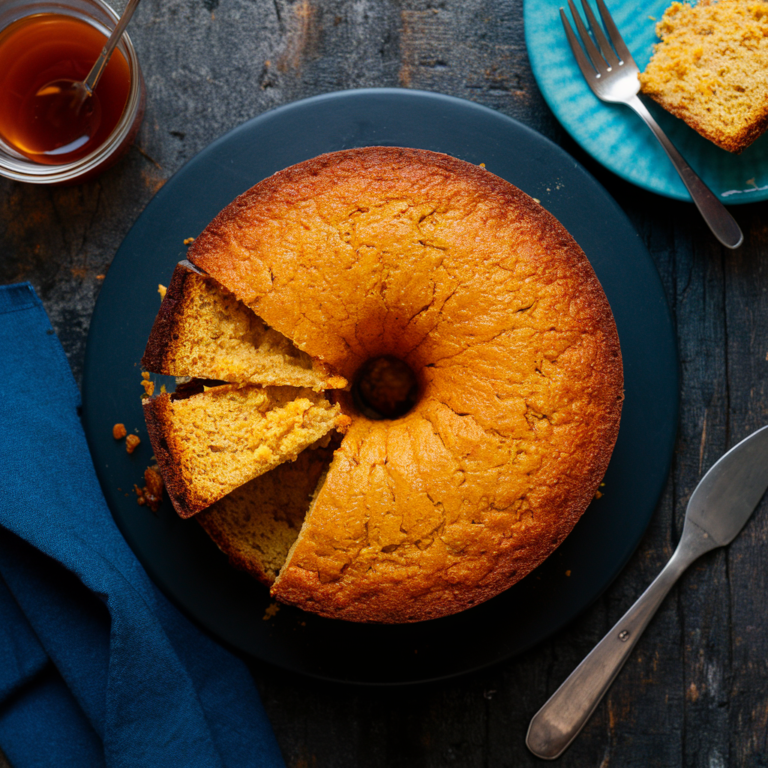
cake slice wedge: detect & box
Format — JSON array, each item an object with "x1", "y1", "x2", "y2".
[
  {"x1": 143, "y1": 383, "x2": 349, "y2": 518},
  {"x1": 142, "y1": 261, "x2": 347, "y2": 391},
  {"x1": 639, "y1": 0, "x2": 768, "y2": 153},
  {"x1": 196, "y1": 437, "x2": 337, "y2": 586}
]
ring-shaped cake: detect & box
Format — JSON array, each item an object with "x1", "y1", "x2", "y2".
[{"x1": 142, "y1": 147, "x2": 624, "y2": 623}]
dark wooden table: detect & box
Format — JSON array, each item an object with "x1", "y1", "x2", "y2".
[{"x1": 3, "y1": 1, "x2": 768, "y2": 765}]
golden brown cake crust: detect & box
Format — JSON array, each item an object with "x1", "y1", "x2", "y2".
[
  {"x1": 143, "y1": 393, "x2": 201, "y2": 517},
  {"x1": 185, "y1": 147, "x2": 624, "y2": 623},
  {"x1": 141, "y1": 260, "x2": 200, "y2": 374}
]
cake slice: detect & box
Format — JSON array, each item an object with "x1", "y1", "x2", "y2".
[
  {"x1": 142, "y1": 261, "x2": 347, "y2": 390},
  {"x1": 144, "y1": 383, "x2": 349, "y2": 518},
  {"x1": 196, "y1": 438, "x2": 337, "y2": 586},
  {"x1": 639, "y1": 0, "x2": 768, "y2": 153}
]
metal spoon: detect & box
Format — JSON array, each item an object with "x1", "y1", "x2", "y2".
[
  {"x1": 526, "y1": 424, "x2": 768, "y2": 760},
  {"x1": 32, "y1": 0, "x2": 142, "y2": 154}
]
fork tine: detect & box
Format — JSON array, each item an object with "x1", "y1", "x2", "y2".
[
  {"x1": 595, "y1": 0, "x2": 635, "y2": 66},
  {"x1": 560, "y1": 8, "x2": 600, "y2": 83},
  {"x1": 579, "y1": 0, "x2": 619, "y2": 69},
  {"x1": 566, "y1": 0, "x2": 607, "y2": 75}
]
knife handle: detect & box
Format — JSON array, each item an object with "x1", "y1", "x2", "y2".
[{"x1": 526, "y1": 539, "x2": 705, "y2": 760}]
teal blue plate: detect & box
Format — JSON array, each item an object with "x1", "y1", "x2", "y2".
[{"x1": 524, "y1": 0, "x2": 768, "y2": 203}]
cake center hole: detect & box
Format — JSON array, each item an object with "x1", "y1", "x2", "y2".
[{"x1": 352, "y1": 356, "x2": 419, "y2": 420}]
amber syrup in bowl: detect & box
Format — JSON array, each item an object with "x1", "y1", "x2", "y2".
[
  {"x1": 0, "y1": 13, "x2": 131, "y2": 164},
  {"x1": 0, "y1": 0, "x2": 144, "y2": 184}
]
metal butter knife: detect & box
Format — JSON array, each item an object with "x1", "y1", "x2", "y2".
[{"x1": 527, "y1": 424, "x2": 768, "y2": 760}]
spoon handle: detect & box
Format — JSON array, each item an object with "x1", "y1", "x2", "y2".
[
  {"x1": 84, "y1": 0, "x2": 143, "y2": 93},
  {"x1": 525, "y1": 531, "x2": 714, "y2": 760}
]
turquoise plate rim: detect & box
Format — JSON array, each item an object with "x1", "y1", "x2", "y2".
[{"x1": 524, "y1": 0, "x2": 768, "y2": 204}]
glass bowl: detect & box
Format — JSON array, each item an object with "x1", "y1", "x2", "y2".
[{"x1": 0, "y1": 0, "x2": 145, "y2": 184}]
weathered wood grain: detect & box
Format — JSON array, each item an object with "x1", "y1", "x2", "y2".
[{"x1": 2, "y1": 0, "x2": 768, "y2": 766}]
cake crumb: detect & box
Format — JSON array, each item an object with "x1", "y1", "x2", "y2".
[
  {"x1": 183, "y1": 237, "x2": 195, "y2": 245},
  {"x1": 255, "y1": 445, "x2": 274, "y2": 462},
  {"x1": 141, "y1": 371, "x2": 155, "y2": 398},
  {"x1": 134, "y1": 466, "x2": 164, "y2": 512},
  {"x1": 158, "y1": 284, "x2": 167, "y2": 300},
  {"x1": 113, "y1": 423, "x2": 127, "y2": 440},
  {"x1": 565, "y1": 569, "x2": 572, "y2": 577},
  {"x1": 263, "y1": 602, "x2": 280, "y2": 620},
  {"x1": 126, "y1": 434, "x2": 141, "y2": 454}
]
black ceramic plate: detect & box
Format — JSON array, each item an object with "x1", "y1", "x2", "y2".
[{"x1": 82, "y1": 88, "x2": 678, "y2": 685}]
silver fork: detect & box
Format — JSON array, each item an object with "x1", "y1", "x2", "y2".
[{"x1": 561, "y1": 0, "x2": 743, "y2": 249}]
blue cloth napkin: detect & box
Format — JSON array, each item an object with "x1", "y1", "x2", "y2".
[{"x1": 0, "y1": 283, "x2": 285, "y2": 768}]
